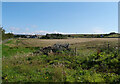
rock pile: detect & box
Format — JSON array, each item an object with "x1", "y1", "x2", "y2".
[{"x1": 33, "y1": 43, "x2": 70, "y2": 55}]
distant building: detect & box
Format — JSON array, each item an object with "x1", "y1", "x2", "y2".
[{"x1": 100, "y1": 35, "x2": 104, "y2": 38}]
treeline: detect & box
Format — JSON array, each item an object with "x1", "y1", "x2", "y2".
[
  {"x1": 0, "y1": 27, "x2": 14, "y2": 40},
  {"x1": 14, "y1": 34, "x2": 37, "y2": 38},
  {"x1": 66, "y1": 34, "x2": 103, "y2": 38},
  {"x1": 0, "y1": 27, "x2": 119, "y2": 40},
  {"x1": 40, "y1": 32, "x2": 119, "y2": 39},
  {"x1": 66, "y1": 32, "x2": 119, "y2": 38},
  {"x1": 40, "y1": 34, "x2": 67, "y2": 39}
]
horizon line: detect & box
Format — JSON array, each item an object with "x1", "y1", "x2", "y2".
[{"x1": 12, "y1": 32, "x2": 118, "y2": 35}]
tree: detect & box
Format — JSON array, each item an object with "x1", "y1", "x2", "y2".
[
  {"x1": 0, "y1": 27, "x2": 5, "y2": 41},
  {"x1": 109, "y1": 32, "x2": 116, "y2": 35},
  {"x1": 0, "y1": 27, "x2": 5, "y2": 35},
  {"x1": 0, "y1": 27, "x2": 14, "y2": 40}
]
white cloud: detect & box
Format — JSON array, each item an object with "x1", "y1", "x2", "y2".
[
  {"x1": 92, "y1": 27, "x2": 105, "y2": 34},
  {"x1": 9, "y1": 27, "x2": 20, "y2": 32},
  {"x1": 34, "y1": 30, "x2": 67, "y2": 35},
  {"x1": 25, "y1": 28, "x2": 29, "y2": 31},
  {"x1": 8, "y1": 26, "x2": 67, "y2": 35},
  {"x1": 31, "y1": 25, "x2": 38, "y2": 28},
  {"x1": 92, "y1": 27, "x2": 118, "y2": 34},
  {"x1": 34, "y1": 30, "x2": 50, "y2": 35},
  {"x1": 108, "y1": 30, "x2": 118, "y2": 33},
  {"x1": 13, "y1": 30, "x2": 72, "y2": 35},
  {"x1": 9, "y1": 26, "x2": 117, "y2": 35}
]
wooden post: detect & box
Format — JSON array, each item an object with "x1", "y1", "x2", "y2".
[
  {"x1": 108, "y1": 42, "x2": 110, "y2": 49},
  {"x1": 107, "y1": 42, "x2": 110, "y2": 54},
  {"x1": 75, "y1": 47, "x2": 77, "y2": 56}
]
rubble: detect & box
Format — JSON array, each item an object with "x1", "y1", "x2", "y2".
[{"x1": 33, "y1": 43, "x2": 70, "y2": 55}]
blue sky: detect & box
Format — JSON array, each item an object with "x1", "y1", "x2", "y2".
[
  {"x1": 2, "y1": 2, "x2": 118, "y2": 34},
  {"x1": 2, "y1": 0, "x2": 119, "y2": 2}
]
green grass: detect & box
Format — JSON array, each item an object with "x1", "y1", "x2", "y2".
[
  {"x1": 0, "y1": 44, "x2": 2, "y2": 58},
  {"x1": 2, "y1": 44, "x2": 37, "y2": 58},
  {"x1": 2, "y1": 39, "x2": 40, "y2": 58},
  {"x1": 5, "y1": 40, "x2": 14, "y2": 44},
  {"x1": 107, "y1": 34, "x2": 119, "y2": 37},
  {"x1": 2, "y1": 38, "x2": 120, "y2": 82},
  {"x1": 2, "y1": 48, "x2": 120, "y2": 82}
]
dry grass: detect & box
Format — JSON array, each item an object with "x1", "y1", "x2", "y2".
[
  {"x1": 2, "y1": 38, "x2": 119, "y2": 82},
  {"x1": 6, "y1": 38, "x2": 118, "y2": 47}
]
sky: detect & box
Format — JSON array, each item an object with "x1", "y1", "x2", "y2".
[
  {"x1": 2, "y1": 2, "x2": 118, "y2": 35},
  {"x1": 1, "y1": 0, "x2": 119, "y2": 2}
]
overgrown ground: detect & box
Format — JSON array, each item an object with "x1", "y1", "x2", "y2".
[{"x1": 2, "y1": 38, "x2": 120, "y2": 82}]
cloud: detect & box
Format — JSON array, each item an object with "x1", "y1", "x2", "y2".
[
  {"x1": 34, "y1": 30, "x2": 50, "y2": 35},
  {"x1": 25, "y1": 28, "x2": 29, "y2": 31},
  {"x1": 92, "y1": 27, "x2": 118, "y2": 34},
  {"x1": 34, "y1": 30, "x2": 67, "y2": 35},
  {"x1": 31, "y1": 25, "x2": 38, "y2": 28},
  {"x1": 9, "y1": 27, "x2": 30, "y2": 34},
  {"x1": 13, "y1": 30, "x2": 71, "y2": 35},
  {"x1": 9, "y1": 27, "x2": 20, "y2": 32},
  {"x1": 92, "y1": 27, "x2": 105, "y2": 34},
  {"x1": 9, "y1": 26, "x2": 67, "y2": 35}
]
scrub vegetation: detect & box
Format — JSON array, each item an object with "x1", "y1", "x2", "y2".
[{"x1": 2, "y1": 38, "x2": 120, "y2": 83}]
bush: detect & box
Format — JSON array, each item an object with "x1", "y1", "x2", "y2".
[{"x1": 40, "y1": 34, "x2": 67, "y2": 39}]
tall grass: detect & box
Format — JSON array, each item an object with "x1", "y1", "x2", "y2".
[{"x1": 2, "y1": 38, "x2": 120, "y2": 82}]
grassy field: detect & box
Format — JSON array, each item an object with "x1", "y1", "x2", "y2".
[{"x1": 2, "y1": 38, "x2": 120, "y2": 82}]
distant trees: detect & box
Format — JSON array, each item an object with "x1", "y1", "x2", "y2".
[
  {"x1": 0, "y1": 27, "x2": 5, "y2": 36},
  {"x1": 40, "y1": 32, "x2": 118, "y2": 39},
  {"x1": 0, "y1": 27, "x2": 14, "y2": 40},
  {"x1": 109, "y1": 32, "x2": 116, "y2": 35},
  {"x1": 40, "y1": 34, "x2": 67, "y2": 39}
]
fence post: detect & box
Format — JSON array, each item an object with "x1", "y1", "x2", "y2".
[
  {"x1": 75, "y1": 47, "x2": 77, "y2": 56},
  {"x1": 107, "y1": 42, "x2": 110, "y2": 54},
  {"x1": 108, "y1": 42, "x2": 110, "y2": 49}
]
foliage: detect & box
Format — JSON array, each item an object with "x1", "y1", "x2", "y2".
[
  {"x1": 2, "y1": 38, "x2": 120, "y2": 83},
  {"x1": 2, "y1": 40, "x2": 39, "y2": 58},
  {"x1": 40, "y1": 34, "x2": 67, "y2": 39},
  {"x1": 0, "y1": 27, "x2": 14, "y2": 40}
]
